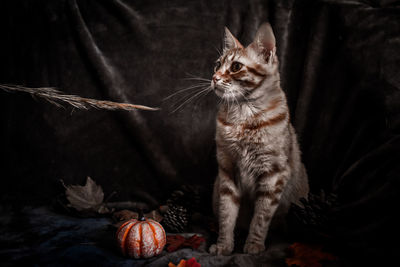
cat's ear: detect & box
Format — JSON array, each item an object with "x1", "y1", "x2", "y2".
[
  {"x1": 248, "y1": 23, "x2": 276, "y2": 64},
  {"x1": 223, "y1": 27, "x2": 243, "y2": 52}
]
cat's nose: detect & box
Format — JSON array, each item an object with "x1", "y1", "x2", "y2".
[{"x1": 212, "y1": 75, "x2": 221, "y2": 83}]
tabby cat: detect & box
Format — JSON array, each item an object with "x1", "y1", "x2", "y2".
[{"x1": 209, "y1": 23, "x2": 309, "y2": 255}]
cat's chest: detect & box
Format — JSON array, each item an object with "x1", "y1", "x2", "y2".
[
  {"x1": 216, "y1": 120, "x2": 287, "y2": 187},
  {"x1": 216, "y1": 122, "x2": 273, "y2": 152},
  {"x1": 217, "y1": 124, "x2": 273, "y2": 170}
]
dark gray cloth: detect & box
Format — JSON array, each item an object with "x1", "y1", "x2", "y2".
[
  {"x1": 0, "y1": 207, "x2": 288, "y2": 266},
  {"x1": 1, "y1": 0, "x2": 400, "y2": 265}
]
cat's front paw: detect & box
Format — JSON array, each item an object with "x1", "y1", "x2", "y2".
[
  {"x1": 209, "y1": 242, "x2": 234, "y2": 255},
  {"x1": 243, "y1": 242, "x2": 265, "y2": 255}
]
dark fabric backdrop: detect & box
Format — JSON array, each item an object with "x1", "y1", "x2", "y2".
[{"x1": 1, "y1": 0, "x2": 400, "y2": 264}]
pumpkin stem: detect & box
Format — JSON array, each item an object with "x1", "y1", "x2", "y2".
[{"x1": 138, "y1": 209, "x2": 146, "y2": 221}]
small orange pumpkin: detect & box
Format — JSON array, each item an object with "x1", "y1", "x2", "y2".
[{"x1": 116, "y1": 212, "x2": 166, "y2": 258}]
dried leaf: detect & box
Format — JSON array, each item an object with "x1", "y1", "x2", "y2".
[
  {"x1": 186, "y1": 257, "x2": 201, "y2": 267},
  {"x1": 166, "y1": 235, "x2": 186, "y2": 252},
  {"x1": 168, "y1": 258, "x2": 201, "y2": 267},
  {"x1": 177, "y1": 260, "x2": 187, "y2": 267},
  {"x1": 63, "y1": 177, "x2": 109, "y2": 213},
  {"x1": 146, "y1": 209, "x2": 163, "y2": 222},
  {"x1": 285, "y1": 242, "x2": 337, "y2": 267},
  {"x1": 113, "y1": 210, "x2": 138, "y2": 221},
  {"x1": 168, "y1": 259, "x2": 186, "y2": 267},
  {"x1": 166, "y1": 234, "x2": 205, "y2": 252}
]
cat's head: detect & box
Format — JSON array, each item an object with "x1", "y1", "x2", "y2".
[{"x1": 211, "y1": 23, "x2": 279, "y2": 102}]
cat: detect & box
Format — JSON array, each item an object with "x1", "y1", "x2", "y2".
[{"x1": 209, "y1": 23, "x2": 309, "y2": 255}]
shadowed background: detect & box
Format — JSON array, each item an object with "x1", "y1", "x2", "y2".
[{"x1": 1, "y1": 0, "x2": 400, "y2": 265}]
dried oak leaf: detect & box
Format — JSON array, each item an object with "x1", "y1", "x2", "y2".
[
  {"x1": 285, "y1": 242, "x2": 337, "y2": 267},
  {"x1": 63, "y1": 177, "x2": 109, "y2": 214}
]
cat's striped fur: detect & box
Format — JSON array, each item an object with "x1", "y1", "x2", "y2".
[{"x1": 209, "y1": 23, "x2": 309, "y2": 255}]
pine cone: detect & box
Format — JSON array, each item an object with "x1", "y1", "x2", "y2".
[
  {"x1": 162, "y1": 205, "x2": 189, "y2": 233},
  {"x1": 288, "y1": 190, "x2": 339, "y2": 241},
  {"x1": 166, "y1": 185, "x2": 201, "y2": 213},
  {"x1": 162, "y1": 185, "x2": 204, "y2": 232}
]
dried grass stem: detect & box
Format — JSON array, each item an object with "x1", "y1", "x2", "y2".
[{"x1": 0, "y1": 84, "x2": 159, "y2": 111}]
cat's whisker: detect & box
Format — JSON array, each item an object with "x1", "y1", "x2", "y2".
[
  {"x1": 193, "y1": 87, "x2": 213, "y2": 110},
  {"x1": 229, "y1": 94, "x2": 235, "y2": 110},
  {"x1": 182, "y1": 77, "x2": 212, "y2": 82},
  {"x1": 163, "y1": 83, "x2": 210, "y2": 101},
  {"x1": 165, "y1": 85, "x2": 210, "y2": 111},
  {"x1": 233, "y1": 96, "x2": 240, "y2": 110},
  {"x1": 226, "y1": 93, "x2": 233, "y2": 119},
  {"x1": 231, "y1": 91, "x2": 240, "y2": 107},
  {"x1": 224, "y1": 96, "x2": 229, "y2": 114},
  {"x1": 222, "y1": 97, "x2": 226, "y2": 108},
  {"x1": 217, "y1": 97, "x2": 223, "y2": 107},
  {"x1": 237, "y1": 91, "x2": 256, "y2": 116},
  {"x1": 229, "y1": 97, "x2": 234, "y2": 116},
  {"x1": 168, "y1": 88, "x2": 206, "y2": 110},
  {"x1": 170, "y1": 86, "x2": 212, "y2": 113},
  {"x1": 238, "y1": 91, "x2": 254, "y2": 108},
  {"x1": 232, "y1": 95, "x2": 238, "y2": 112},
  {"x1": 184, "y1": 72, "x2": 212, "y2": 81},
  {"x1": 179, "y1": 86, "x2": 212, "y2": 113},
  {"x1": 212, "y1": 44, "x2": 222, "y2": 56}
]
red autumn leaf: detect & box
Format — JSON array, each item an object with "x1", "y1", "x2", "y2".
[
  {"x1": 166, "y1": 235, "x2": 186, "y2": 252},
  {"x1": 186, "y1": 257, "x2": 201, "y2": 267},
  {"x1": 285, "y1": 242, "x2": 337, "y2": 267},
  {"x1": 166, "y1": 235, "x2": 205, "y2": 252},
  {"x1": 185, "y1": 235, "x2": 206, "y2": 250},
  {"x1": 168, "y1": 259, "x2": 186, "y2": 267},
  {"x1": 168, "y1": 257, "x2": 201, "y2": 267}
]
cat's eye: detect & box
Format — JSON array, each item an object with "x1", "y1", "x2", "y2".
[
  {"x1": 214, "y1": 61, "x2": 221, "y2": 72},
  {"x1": 230, "y1": 61, "x2": 243, "y2": 72}
]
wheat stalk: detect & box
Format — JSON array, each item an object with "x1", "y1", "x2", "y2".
[{"x1": 0, "y1": 84, "x2": 159, "y2": 111}]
